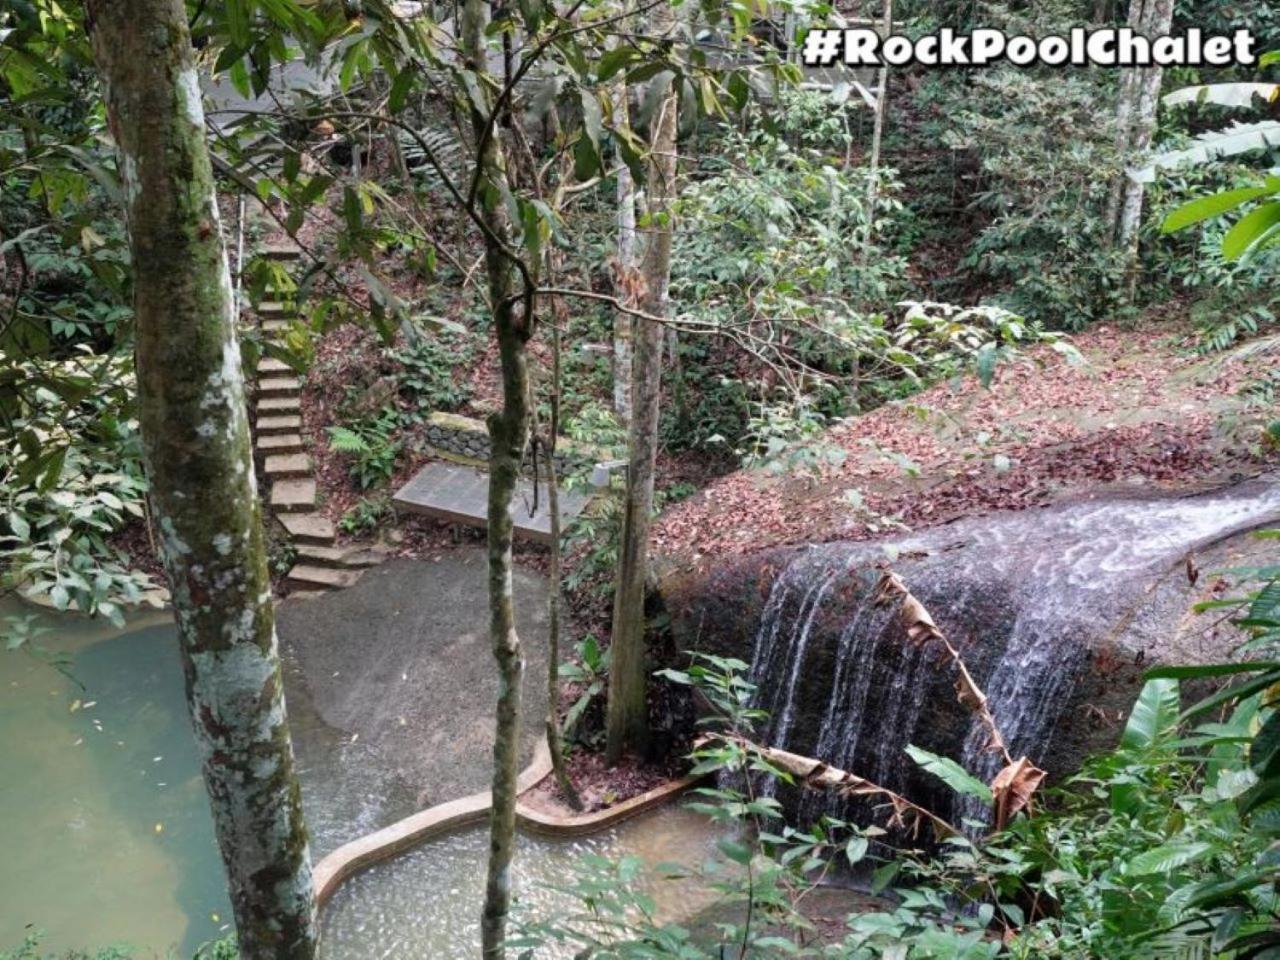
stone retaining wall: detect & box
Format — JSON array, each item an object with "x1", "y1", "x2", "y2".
[{"x1": 423, "y1": 411, "x2": 604, "y2": 477}]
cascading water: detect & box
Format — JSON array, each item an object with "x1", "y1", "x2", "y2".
[{"x1": 744, "y1": 479, "x2": 1280, "y2": 828}]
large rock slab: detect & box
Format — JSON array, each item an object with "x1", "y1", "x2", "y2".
[{"x1": 660, "y1": 476, "x2": 1280, "y2": 823}]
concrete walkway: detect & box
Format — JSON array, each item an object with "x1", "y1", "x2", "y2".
[{"x1": 276, "y1": 552, "x2": 551, "y2": 812}]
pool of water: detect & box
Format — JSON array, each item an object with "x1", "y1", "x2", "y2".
[
  {"x1": 320, "y1": 806, "x2": 727, "y2": 958},
  {"x1": 0, "y1": 603, "x2": 232, "y2": 956},
  {"x1": 0, "y1": 599, "x2": 724, "y2": 957}
]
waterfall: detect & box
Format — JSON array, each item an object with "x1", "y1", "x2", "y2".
[{"x1": 743, "y1": 479, "x2": 1280, "y2": 829}]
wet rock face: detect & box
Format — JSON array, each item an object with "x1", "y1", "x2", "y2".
[{"x1": 661, "y1": 478, "x2": 1280, "y2": 825}]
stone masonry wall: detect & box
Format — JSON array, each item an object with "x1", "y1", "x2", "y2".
[{"x1": 423, "y1": 411, "x2": 602, "y2": 477}]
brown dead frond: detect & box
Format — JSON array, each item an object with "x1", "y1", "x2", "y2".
[{"x1": 873, "y1": 570, "x2": 1014, "y2": 769}]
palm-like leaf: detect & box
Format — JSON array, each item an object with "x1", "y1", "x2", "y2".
[{"x1": 1131, "y1": 121, "x2": 1280, "y2": 184}]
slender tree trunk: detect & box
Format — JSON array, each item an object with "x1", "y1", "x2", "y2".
[
  {"x1": 1105, "y1": 0, "x2": 1147, "y2": 236},
  {"x1": 459, "y1": 1, "x2": 531, "y2": 957},
  {"x1": 605, "y1": 0, "x2": 679, "y2": 765},
  {"x1": 85, "y1": 2, "x2": 317, "y2": 957},
  {"x1": 612, "y1": 79, "x2": 637, "y2": 426},
  {"x1": 542, "y1": 312, "x2": 583, "y2": 811},
  {"x1": 864, "y1": 0, "x2": 892, "y2": 232},
  {"x1": 1116, "y1": 0, "x2": 1173, "y2": 300}
]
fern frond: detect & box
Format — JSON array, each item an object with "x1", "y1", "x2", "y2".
[{"x1": 326, "y1": 426, "x2": 369, "y2": 454}]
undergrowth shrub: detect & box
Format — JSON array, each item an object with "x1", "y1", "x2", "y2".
[
  {"x1": 326, "y1": 407, "x2": 402, "y2": 490},
  {"x1": 0, "y1": 352, "x2": 156, "y2": 632},
  {"x1": 389, "y1": 328, "x2": 477, "y2": 413},
  {"x1": 1145, "y1": 161, "x2": 1280, "y2": 353},
  {"x1": 943, "y1": 62, "x2": 1126, "y2": 329}
]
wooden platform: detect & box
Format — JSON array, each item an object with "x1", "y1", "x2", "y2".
[{"x1": 392, "y1": 461, "x2": 592, "y2": 545}]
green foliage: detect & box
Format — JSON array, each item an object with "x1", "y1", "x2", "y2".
[
  {"x1": 0, "y1": 933, "x2": 237, "y2": 960},
  {"x1": 770, "y1": 87, "x2": 857, "y2": 154},
  {"x1": 559, "y1": 634, "x2": 610, "y2": 746},
  {"x1": 0, "y1": 936, "x2": 131, "y2": 960},
  {"x1": 389, "y1": 329, "x2": 477, "y2": 414},
  {"x1": 942, "y1": 64, "x2": 1127, "y2": 329},
  {"x1": 326, "y1": 408, "x2": 401, "y2": 490},
  {"x1": 563, "y1": 493, "x2": 623, "y2": 601},
  {"x1": 560, "y1": 399, "x2": 626, "y2": 456},
  {"x1": 0, "y1": 353, "x2": 156, "y2": 629},
  {"x1": 339, "y1": 494, "x2": 392, "y2": 535},
  {"x1": 662, "y1": 104, "x2": 910, "y2": 454},
  {"x1": 905, "y1": 744, "x2": 993, "y2": 804}
]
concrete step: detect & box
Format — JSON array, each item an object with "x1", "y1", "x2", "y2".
[
  {"x1": 279, "y1": 513, "x2": 336, "y2": 546},
  {"x1": 258, "y1": 357, "x2": 293, "y2": 375},
  {"x1": 262, "y1": 320, "x2": 292, "y2": 335},
  {"x1": 257, "y1": 396, "x2": 300, "y2": 416},
  {"x1": 269, "y1": 478, "x2": 316, "y2": 513},
  {"x1": 258, "y1": 300, "x2": 294, "y2": 317},
  {"x1": 285, "y1": 564, "x2": 361, "y2": 592},
  {"x1": 258, "y1": 376, "x2": 302, "y2": 399},
  {"x1": 262, "y1": 243, "x2": 302, "y2": 261},
  {"x1": 256, "y1": 433, "x2": 305, "y2": 455},
  {"x1": 264, "y1": 453, "x2": 312, "y2": 479},
  {"x1": 296, "y1": 542, "x2": 389, "y2": 569},
  {"x1": 257, "y1": 414, "x2": 302, "y2": 436}
]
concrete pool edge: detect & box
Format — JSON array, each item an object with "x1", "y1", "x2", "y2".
[
  {"x1": 313, "y1": 741, "x2": 702, "y2": 906},
  {"x1": 516, "y1": 772, "x2": 705, "y2": 838}
]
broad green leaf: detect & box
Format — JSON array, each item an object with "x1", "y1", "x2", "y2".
[
  {"x1": 905, "y1": 745, "x2": 993, "y2": 804},
  {"x1": 1222, "y1": 201, "x2": 1280, "y2": 260},
  {"x1": 1127, "y1": 841, "x2": 1212, "y2": 876},
  {"x1": 717, "y1": 837, "x2": 752, "y2": 864},
  {"x1": 1161, "y1": 186, "x2": 1273, "y2": 234},
  {"x1": 870, "y1": 860, "x2": 900, "y2": 895},
  {"x1": 845, "y1": 836, "x2": 869, "y2": 865},
  {"x1": 1145, "y1": 662, "x2": 1280, "y2": 680},
  {"x1": 388, "y1": 67, "x2": 416, "y2": 114},
  {"x1": 1121, "y1": 678, "x2": 1180, "y2": 750},
  {"x1": 596, "y1": 47, "x2": 635, "y2": 82},
  {"x1": 7, "y1": 512, "x2": 30, "y2": 541},
  {"x1": 1184, "y1": 671, "x2": 1280, "y2": 719}
]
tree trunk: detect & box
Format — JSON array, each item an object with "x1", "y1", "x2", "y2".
[
  {"x1": 542, "y1": 314, "x2": 583, "y2": 811},
  {"x1": 85, "y1": 2, "x2": 317, "y2": 957},
  {"x1": 459, "y1": 1, "x2": 531, "y2": 957},
  {"x1": 1116, "y1": 0, "x2": 1173, "y2": 300},
  {"x1": 864, "y1": 0, "x2": 892, "y2": 230},
  {"x1": 605, "y1": 0, "x2": 679, "y2": 765},
  {"x1": 1105, "y1": 0, "x2": 1148, "y2": 237},
  {"x1": 612, "y1": 82, "x2": 637, "y2": 426}
]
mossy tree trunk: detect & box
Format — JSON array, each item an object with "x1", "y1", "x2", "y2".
[
  {"x1": 458, "y1": 1, "x2": 532, "y2": 957},
  {"x1": 84, "y1": 1, "x2": 317, "y2": 957},
  {"x1": 605, "y1": 0, "x2": 680, "y2": 765}
]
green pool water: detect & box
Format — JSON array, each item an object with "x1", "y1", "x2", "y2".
[
  {"x1": 0, "y1": 599, "x2": 726, "y2": 958},
  {"x1": 0, "y1": 602, "x2": 231, "y2": 957}
]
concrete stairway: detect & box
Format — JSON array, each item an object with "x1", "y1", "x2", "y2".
[{"x1": 249, "y1": 242, "x2": 386, "y2": 596}]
